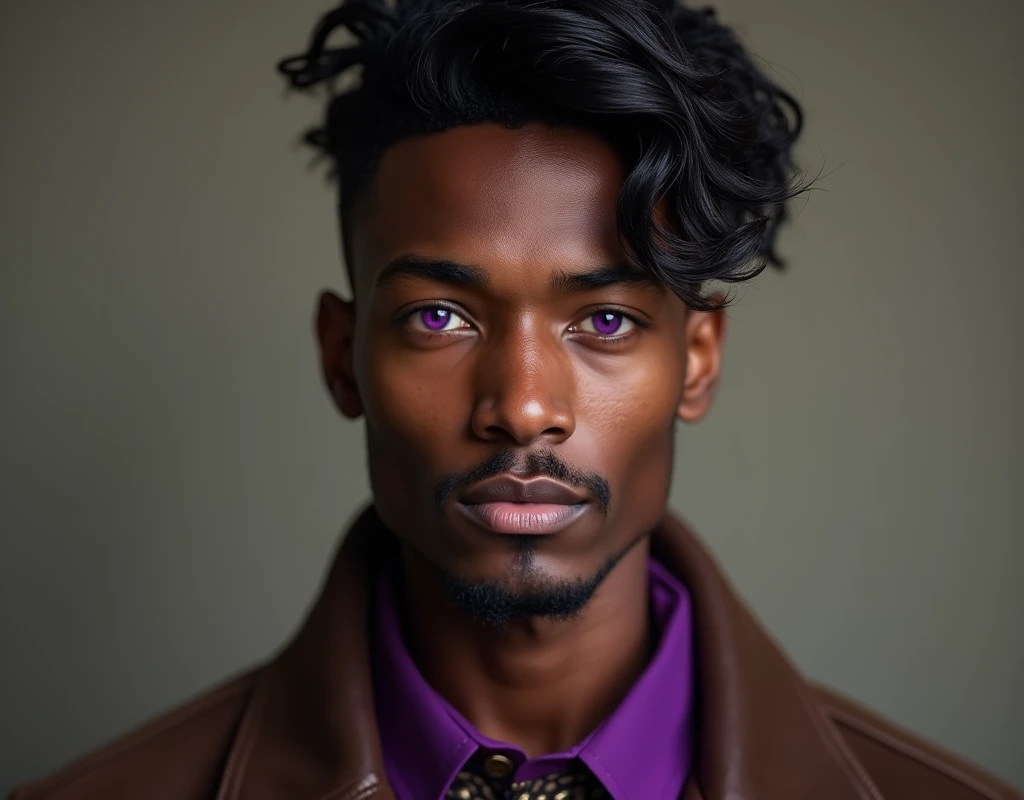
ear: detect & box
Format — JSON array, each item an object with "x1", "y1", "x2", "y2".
[
  {"x1": 315, "y1": 290, "x2": 363, "y2": 419},
  {"x1": 677, "y1": 306, "x2": 727, "y2": 423}
]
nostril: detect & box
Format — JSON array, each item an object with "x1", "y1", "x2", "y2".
[{"x1": 470, "y1": 371, "x2": 576, "y2": 445}]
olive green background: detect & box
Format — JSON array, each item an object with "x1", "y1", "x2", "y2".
[{"x1": 2, "y1": 0, "x2": 1021, "y2": 792}]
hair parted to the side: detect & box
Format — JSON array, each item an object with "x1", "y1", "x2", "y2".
[{"x1": 277, "y1": 0, "x2": 806, "y2": 310}]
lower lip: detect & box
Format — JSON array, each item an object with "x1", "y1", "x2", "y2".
[{"x1": 456, "y1": 501, "x2": 587, "y2": 535}]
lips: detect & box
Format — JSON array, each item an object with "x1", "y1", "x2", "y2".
[
  {"x1": 460, "y1": 476, "x2": 587, "y2": 506},
  {"x1": 456, "y1": 476, "x2": 589, "y2": 535}
]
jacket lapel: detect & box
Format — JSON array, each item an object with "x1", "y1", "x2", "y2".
[
  {"x1": 218, "y1": 506, "x2": 880, "y2": 800},
  {"x1": 652, "y1": 515, "x2": 881, "y2": 800},
  {"x1": 216, "y1": 506, "x2": 396, "y2": 800}
]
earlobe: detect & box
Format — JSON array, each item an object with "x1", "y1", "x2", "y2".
[
  {"x1": 315, "y1": 290, "x2": 363, "y2": 419},
  {"x1": 676, "y1": 307, "x2": 726, "y2": 424}
]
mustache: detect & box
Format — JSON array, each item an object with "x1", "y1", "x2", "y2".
[{"x1": 434, "y1": 449, "x2": 611, "y2": 514}]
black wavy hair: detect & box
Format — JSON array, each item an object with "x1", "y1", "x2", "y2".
[{"x1": 277, "y1": 0, "x2": 805, "y2": 310}]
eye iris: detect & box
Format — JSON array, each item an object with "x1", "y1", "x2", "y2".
[
  {"x1": 592, "y1": 312, "x2": 623, "y2": 335},
  {"x1": 421, "y1": 308, "x2": 451, "y2": 331}
]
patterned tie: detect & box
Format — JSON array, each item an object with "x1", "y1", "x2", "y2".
[{"x1": 445, "y1": 752, "x2": 611, "y2": 800}]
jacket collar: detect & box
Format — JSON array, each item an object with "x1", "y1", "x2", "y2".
[{"x1": 216, "y1": 505, "x2": 881, "y2": 800}]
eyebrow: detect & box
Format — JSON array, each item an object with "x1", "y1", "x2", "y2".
[
  {"x1": 375, "y1": 255, "x2": 488, "y2": 290},
  {"x1": 550, "y1": 264, "x2": 658, "y2": 293},
  {"x1": 374, "y1": 254, "x2": 658, "y2": 294}
]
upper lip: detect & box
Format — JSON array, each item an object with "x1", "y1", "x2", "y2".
[{"x1": 459, "y1": 475, "x2": 587, "y2": 506}]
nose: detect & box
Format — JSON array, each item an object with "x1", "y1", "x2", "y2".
[{"x1": 469, "y1": 325, "x2": 576, "y2": 447}]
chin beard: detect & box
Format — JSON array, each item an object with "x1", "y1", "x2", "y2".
[{"x1": 436, "y1": 534, "x2": 642, "y2": 629}]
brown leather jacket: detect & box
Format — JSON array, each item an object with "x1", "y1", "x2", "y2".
[{"x1": 9, "y1": 507, "x2": 1019, "y2": 800}]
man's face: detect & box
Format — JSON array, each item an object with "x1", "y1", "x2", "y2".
[{"x1": 319, "y1": 122, "x2": 723, "y2": 621}]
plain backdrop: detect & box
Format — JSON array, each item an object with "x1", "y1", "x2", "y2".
[{"x1": 1, "y1": 0, "x2": 1022, "y2": 792}]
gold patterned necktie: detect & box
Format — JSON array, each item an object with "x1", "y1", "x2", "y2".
[{"x1": 445, "y1": 752, "x2": 612, "y2": 800}]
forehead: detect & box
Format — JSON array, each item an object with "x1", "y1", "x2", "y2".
[{"x1": 350, "y1": 123, "x2": 627, "y2": 291}]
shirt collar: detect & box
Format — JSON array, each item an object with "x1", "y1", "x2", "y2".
[
  {"x1": 577, "y1": 558, "x2": 695, "y2": 799},
  {"x1": 372, "y1": 560, "x2": 476, "y2": 800},
  {"x1": 372, "y1": 557, "x2": 695, "y2": 800}
]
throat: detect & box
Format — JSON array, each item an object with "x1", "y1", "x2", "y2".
[{"x1": 397, "y1": 542, "x2": 653, "y2": 757}]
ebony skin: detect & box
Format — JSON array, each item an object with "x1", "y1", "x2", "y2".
[{"x1": 317, "y1": 122, "x2": 725, "y2": 756}]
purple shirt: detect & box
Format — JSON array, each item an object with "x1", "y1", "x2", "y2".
[{"x1": 372, "y1": 558, "x2": 695, "y2": 800}]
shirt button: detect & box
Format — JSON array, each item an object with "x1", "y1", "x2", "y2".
[{"x1": 483, "y1": 753, "x2": 515, "y2": 780}]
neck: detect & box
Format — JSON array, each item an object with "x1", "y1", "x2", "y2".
[{"x1": 398, "y1": 540, "x2": 653, "y2": 757}]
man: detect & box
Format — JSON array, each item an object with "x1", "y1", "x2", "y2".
[{"x1": 9, "y1": 0, "x2": 1018, "y2": 798}]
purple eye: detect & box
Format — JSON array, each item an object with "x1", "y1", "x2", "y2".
[
  {"x1": 592, "y1": 312, "x2": 622, "y2": 335},
  {"x1": 421, "y1": 308, "x2": 451, "y2": 330},
  {"x1": 581, "y1": 311, "x2": 635, "y2": 337},
  {"x1": 410, "y1": 306, "x2": 470, "y2": 333}
]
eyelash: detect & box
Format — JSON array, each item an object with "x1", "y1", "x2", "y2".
[
  {"x1": 396, "y1": 302, "x2": 472, "y2": 337},
  {"x1": 396, "y1": 303, "x2": 649, "y2": 342},
  {"x1": 571, "y1": 308, "x2": 649, "y2": 339}
]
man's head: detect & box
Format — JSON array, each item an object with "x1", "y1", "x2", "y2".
[{"x1": 279, "y1": 0, "x2": 804, "y2": 626}]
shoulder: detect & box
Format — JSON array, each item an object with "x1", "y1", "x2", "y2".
[
  {"x1": 8, "y1": 669, "x2": 261, "y2": 800},
  {"x1": 811, "y1": 684, "x2": 1020, "y2": 800}
]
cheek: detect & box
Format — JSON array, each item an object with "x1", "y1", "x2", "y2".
[
  {"x1": 358, "y1": 335, "x2": 469, "y2": 456},
  {"x1": 577, "y1": 344, "x2": 683, "y2": 442},
  {"x1": 357, "y1": 336, "x2": 474, "y2": 531},
  {"x1": 575, "y1": 349, "x2": 682, "y2": 504}
]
